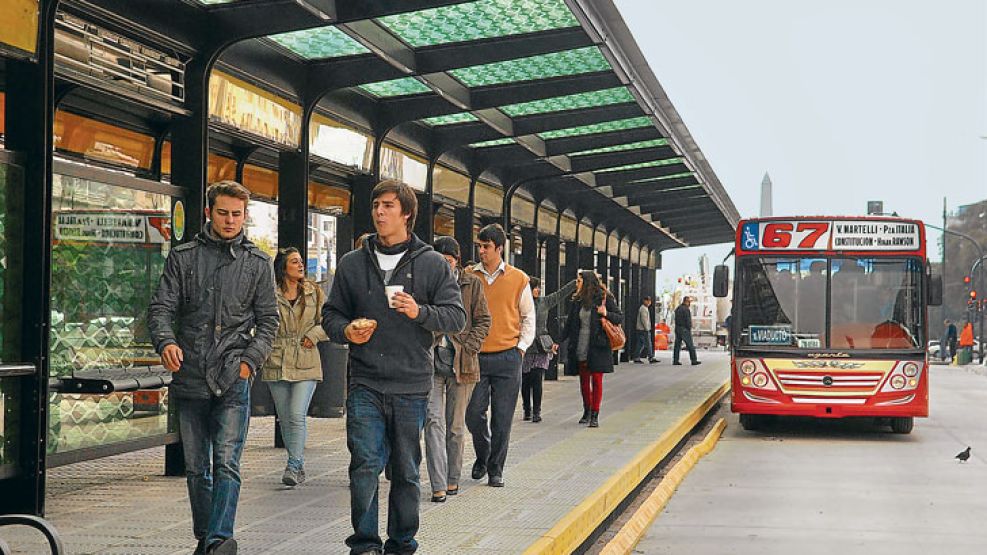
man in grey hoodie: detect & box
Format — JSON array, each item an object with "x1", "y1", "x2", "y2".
[
  {"x1": 323, "y1": 180, "x2": 465, "y2": 555},
  {"x1": 148, "y1": 181, "x2": 279, "y2": 555}
]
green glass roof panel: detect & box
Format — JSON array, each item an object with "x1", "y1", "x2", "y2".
[
  {"x1": 378, "y1": 0, "x2": 579, "y2": 47},
  {"x1": 500, "y1": 87, "x2": 635, "y2": 117},
  {"x1": 538, "y1": 116, "x2": 652, "y2": 140},
  {"x1": 450, "y1": 46, "x2": 611, "y2": 87},
  {"x1": 471, "y1": 137, "x2": 516, "y2": 148},
  {"x1": 597, "y1": 160, "x2": 686, "y2": 173},
  {"x1": 268, "y1": 27, "x2": 369, "y2": 59},
  {"x1": 423, "y1": 113, "x2": 479, "y2": 126},
  {"x1": 360, "y1": 78, "x2": 432, "y2": 98},
  {"x1": 197, "y1": 0, "x2": 239, "y2": 4},
  {"x1": 570, "y1": 139, "x2": 670, "y2": 157}
]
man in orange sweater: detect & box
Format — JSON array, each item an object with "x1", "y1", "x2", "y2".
[{"x1": 466, "y1": 224, "x2": 535, "y2": 487}]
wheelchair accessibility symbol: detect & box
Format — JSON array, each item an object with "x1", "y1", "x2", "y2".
[{"x1": 742, "y1": 223, "x2": 759, "y2": 250}]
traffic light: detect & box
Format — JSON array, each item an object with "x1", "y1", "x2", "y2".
[
  {"x1": 964, "y1": 275, "x2": 972, "y2": 285},
  {"x1": 972, "y1": 290, "x2": 978, "y2": 300}
]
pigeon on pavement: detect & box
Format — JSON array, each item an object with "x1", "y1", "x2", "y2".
[{"x1": 956, "y1": 447, "x2": 971, "y2": 463}]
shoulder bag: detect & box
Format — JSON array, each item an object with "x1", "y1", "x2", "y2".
[{"x1": 599, "y1": 297, "x2": 625, "y2": 351}]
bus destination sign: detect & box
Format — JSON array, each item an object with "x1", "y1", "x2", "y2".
[{"x1": 741, "y1": 220, "x2": 920, "y2": 252}]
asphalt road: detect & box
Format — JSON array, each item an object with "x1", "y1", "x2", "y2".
[{"x1": 636, "y1": 363, "x2": 987, "y2": 555}]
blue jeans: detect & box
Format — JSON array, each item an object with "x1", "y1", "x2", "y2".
[
  {"x1": 466, "y1": 349, "x2": 522, "y2": 478},
  {"x1": 267, "y1": 380, "x2": 318, "y2": 471},
  {"x1": 634, "y1": 330, "x2": 653, "y2": 360},
  {"x1": 177, "y1": 377, "x2": 251, "y2": 547},
  {"x1": 673, "y1": 327, "x2": 698, "y2": 363},
  {"x1": 346, "y1": 385, "x2": 428, "y2": 555}
]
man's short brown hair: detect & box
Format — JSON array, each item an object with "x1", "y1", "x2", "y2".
[
  {"x1": 207, "y1": 180, "x2": 251, "y2": 210},
  {"x1": 372, "y1": 179, "x2": 418, "y2": 234}
]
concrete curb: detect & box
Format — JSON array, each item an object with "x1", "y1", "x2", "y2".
[
  {"x1": 523, "y1": 381, "x2": 730, "y2": 555},
  {"x1": 599, "y1": 417, "x2": 728, "y2": 555}
]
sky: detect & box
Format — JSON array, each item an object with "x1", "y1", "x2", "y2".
[{"x1": 614, "y1": 0, "x2": 987, "y2": 291}]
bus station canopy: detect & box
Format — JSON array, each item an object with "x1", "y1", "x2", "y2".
[{"x1": 65, "y1": 0, "x2": 741, "y2": 250}]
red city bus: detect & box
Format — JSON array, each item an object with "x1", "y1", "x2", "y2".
[{"x1": 712, "y1": 217, "x2": 943, "y2": 434}]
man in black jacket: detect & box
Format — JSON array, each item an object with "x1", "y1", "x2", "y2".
[
  {"x1": 324, "y1": 180, "x2": 466, "y2": 555},
  {"x1": 148, "y1": 181, "x2": 279, "y2": 555},
  {"x1": 673, "y1": 296, "x2": 701, "y2": 366}
]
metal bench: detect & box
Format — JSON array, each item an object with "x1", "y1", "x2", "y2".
[
  {"x1": 0, "y1": 515, "x2": 64, "y2": 555},
  {"x1": 54, "y1": 365, "x2": 172, "y2": 394}
]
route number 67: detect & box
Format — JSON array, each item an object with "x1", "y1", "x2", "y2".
[{"x1": 761, "y1": 222, "x2": 830, "y2": 249}]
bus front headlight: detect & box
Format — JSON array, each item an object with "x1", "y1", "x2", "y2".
[
  {"x1": 902, "y1": 363, "x2": 919, "y2": 377},
  {"x1": 752, "y1": 373, "x2": 769, "y2": 388},
  {"x1": 890, "y1": 375, "x2": 906, "y2": 389},
  {"x1": 740, "y1": 360, "x2": 756, "y2": 375}
]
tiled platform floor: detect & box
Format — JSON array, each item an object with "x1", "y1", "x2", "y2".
[{"x1": 3, "y1": 352, "x2": 729, "y2": 555}]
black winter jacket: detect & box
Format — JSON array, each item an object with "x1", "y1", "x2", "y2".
[
  {"x1": 674, "y1": 303, "x2": 692, "y2": 330},
  {"x1": 561, "y1": 292, "x2": 623, "y2": 374},
  {"x1": 147, "y1": 227, "x2": 279, "y2": 399},
  {"x1": 323, "y1": 233, "x2": 466, "y2": 394}
]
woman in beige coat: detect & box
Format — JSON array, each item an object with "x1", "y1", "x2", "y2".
[
  {"x1": 262, "y1": 247, "x2": 329, "y2": 486},
  {"x1": 425, "y1": 237, "x2": 491, "y2": 502}
]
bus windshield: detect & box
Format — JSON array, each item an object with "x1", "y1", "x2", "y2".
[{"x1": 737, "y1": 257, "x2": 924, "y2": 350}]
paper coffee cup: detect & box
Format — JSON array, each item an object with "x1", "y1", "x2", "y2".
[{"x1": 385, "y1": 285, "x2": 404, "y2": 308}]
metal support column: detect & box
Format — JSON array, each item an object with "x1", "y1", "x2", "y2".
[
  {"x1": 1, "y1": 0, "x2": 58, "y2": 516},
  {"x1": 277, "y1": 151, "x2": 309, "y2": 259},
  {"x1": 335, "y1": 215, "x2": 354, "y2": 258},
  {"x1": 544, "y1": 236, "x2": 562, "y2": 380},
  {"x1": 454, "y1": 206, "x2": 474, "y2": 262},
  {"x1": 350, "y1": 174, "x2": 377, "y2": 242},
  {"x1": 520, "y1": 226, "x2": 538, "y2": 276},
  {"x1": 414, "y1": 159, "x2": 436, "y2": 242}
]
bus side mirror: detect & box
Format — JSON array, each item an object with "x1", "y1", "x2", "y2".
[
  {"x1": 713, "y1": 265, "x2": 730, "y2": 298},
  {"x1": 928, "y1": 273, "x2": 943, "y2": 306}
]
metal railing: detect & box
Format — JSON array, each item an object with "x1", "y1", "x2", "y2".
[{"x1": 0, "y1": 515, "x2": 64, "y2": 554}]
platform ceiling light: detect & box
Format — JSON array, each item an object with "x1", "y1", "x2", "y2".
[
  {"x1": 293, "y1": 0, "x2": 333, "y2": 20},
  {"x1": 596, "y1": 160, "x2": 685, "y2": 174},
  {"x1": 450, "y1": 46, "x2": 611, "y2": 87},
  {"x1": 423, "y1": 113, "x2": 479, "y2": 126},
  {"x1": 500, "y1": 87, "x2": 635, "y2": 117},
  {"x1": 360, "y1": 77, "x2": 432, "y2": 98},
  {"x1": 377, "y1": 0, "x2": 579, "y2": 47},
  {"x1": 470, "y1": 137, "x2": 516, "y2": 148},
  {"x1": 267, "y1": 26, "x2": 369, "y2": 59},
  {"x1": 538, "y1": 116, "x2": 651, "y2": 140},
  {"x1": 569, "y1": 139, "x2": 670, "y2": 157}
]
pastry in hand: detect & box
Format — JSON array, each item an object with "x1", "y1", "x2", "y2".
[{"x1": 351, "y1": 318, "x2": 378, "y2": 330}]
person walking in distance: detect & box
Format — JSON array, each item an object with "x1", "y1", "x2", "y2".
[
  {"x1": 424, "y1": 236, "x2": 491, "y2": 503},
  {"x1": 262, "y1": 247, "x2": 329, "y2": 487},
  {"x1": 466, "y1": 224, "x2": 535, "y2": 488},
  {"x1": 522, "y1": 276, "x2": 577, "y2": 423},
  {"x1": 147, "y1": 181, "x2": 279, "y2": 555},
  {"x1": 560, "y1": 271, "x2": 623, "y2": 427},
  {"x1": 673, "y1": 296, "x2": 701, "y2": 366},
  {"x1": 632, "y1": 296, "x2": 658, "y2": 364},
  {"x1": 944, "y1": 319, "x2": 958, "y2": 362},
  {"x1": 323, "y1": 180, "x2": 466, "y2": 555}
]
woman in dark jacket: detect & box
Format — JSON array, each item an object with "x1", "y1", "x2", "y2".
[{"x1": 561, "y1": 270, "x2": 623, "y2": 428}]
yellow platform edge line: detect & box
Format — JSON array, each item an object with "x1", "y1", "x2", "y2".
[
  {"x1": 522, "y1": 380, "x2": 730, "y2": 555},
  {"x1": 599, "y1": 417, "x2": 728, "y2": 555}
]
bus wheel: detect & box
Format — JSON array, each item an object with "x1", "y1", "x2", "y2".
[
  {"x1": 890, "y1": 417, "x2": 913, "y2": 434},
  {"x1": 739, "y1": 414, "x2": 762, "y2": 431}
]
